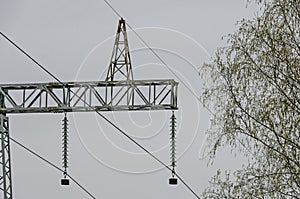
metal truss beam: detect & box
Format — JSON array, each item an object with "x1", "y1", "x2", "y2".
[
  {"x1": 0, "y1": 79, "x2": 178, "y2": 114},
  {"x1": 0, "y1": 115, "x2": 13, "y2": 199}
]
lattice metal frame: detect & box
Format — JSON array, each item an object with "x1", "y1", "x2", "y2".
[
  {"x1": 0, "y1": 115, "x2": 13, "y2": 199},
  {"x1": 0, "y1": 18, "x2": 179, "y2": 198},
  {"x1": 106, "y1": 18, "x2": 133, "y2": 82}
]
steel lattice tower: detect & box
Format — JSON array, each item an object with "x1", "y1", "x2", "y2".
[{"x1": 0, "y1": 18, "x2": 178, "y2": 198}]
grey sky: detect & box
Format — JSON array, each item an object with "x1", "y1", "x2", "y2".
[{"x1": 0, "y1": 1, "x2": 257, "y2": 198}]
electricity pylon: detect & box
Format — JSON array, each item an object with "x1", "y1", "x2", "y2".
[{"x1": 0, "y1": 18, "x2": 178, "y2": 198}]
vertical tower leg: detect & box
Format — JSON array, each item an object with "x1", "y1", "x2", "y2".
[{"x1": 0, "y1": 114, "x2": 13, "y2": 199}]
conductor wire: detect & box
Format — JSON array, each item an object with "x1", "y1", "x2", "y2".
[{"x1": 0, "y1": 132, "x2": 96, "y2": 199}]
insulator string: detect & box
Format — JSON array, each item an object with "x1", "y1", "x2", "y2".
[
  {"x1": 62, "y1": 112, "x2": 69, "y2": 178},
  {"x1": 170, "y1": 111, "x2": 176, "y2": 177}
]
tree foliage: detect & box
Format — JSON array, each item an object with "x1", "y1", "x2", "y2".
[{"x1": 201, "y1": 0, "x2": 299, "y2": 198}]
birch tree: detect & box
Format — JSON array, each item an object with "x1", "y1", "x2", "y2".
[{"x1": 201, "y1": 0, "x2": 300, "y2": 198}]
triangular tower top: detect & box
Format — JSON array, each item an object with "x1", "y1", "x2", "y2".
[{"x1": 106, "y1": 18, "x2": 134, "y2": 82}]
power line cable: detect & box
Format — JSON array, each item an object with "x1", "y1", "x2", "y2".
[
  {"x1": 0, "y1": 32, "x2": 62, "y2": 84},
  {"x1": 0, "y1": 132, "x2": 96, "y2": 199},
  {"x1": 0, "y1": 32, "x2": 201, "y2": 199},
  {"x1": 102, "y1": 0, "x2": 122, "y2": 19}
]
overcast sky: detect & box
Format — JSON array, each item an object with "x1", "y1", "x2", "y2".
[{"x1": 0, "y1": 1, "x2": 258, "y2": 198}]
